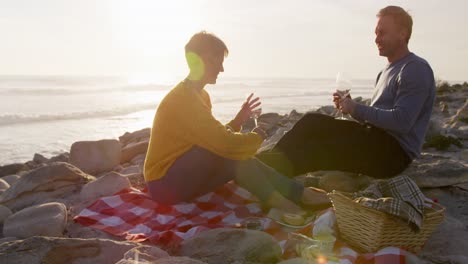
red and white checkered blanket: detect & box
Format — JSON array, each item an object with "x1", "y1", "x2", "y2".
[{"x1": 74, "y1": 181, "x2": 408, "y2": 263}]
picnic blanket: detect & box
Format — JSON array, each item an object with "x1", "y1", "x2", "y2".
[{"x1": 74, "y1": 181, "x2": 410, "y2": 263}]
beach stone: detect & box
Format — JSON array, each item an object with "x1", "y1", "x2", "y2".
[
  {"x1": 80, "y1": 172, "x2": 131, "y2": 202},
  {"x1": 0, "y1": 163, "x2": 28, "y2": 178},
  {"x1": 403, "y1": 154, "x2": 468, "y2": 188},
  {"x1": 1, "y1": 174, "x2": 21, "y2": 186},
  {"x1": 120, "y1": 245, "x2": 169, "y2": 262},
  {"x1": 119, "y1": 164, "x2": 141, "y2": 175},
  {"x1": 125, "y1": 173, "x2": 146, "y2": 190},
  {"x1": 0, "y1": 178, "x2": 10, "y2": 191},
  {"x1": 316, "y1": 105, "x2": 339, "y2": 117},
  {"x1": 119, "y1": 128, "x2": 151, "y2": 146},
  {"x1": 317, "y1": 171, "x2": 372, "y2": 192},
  {"x1": 116, "y1": 257, "x2": 206, "y2": 264},
  {"x1": 0, "y1": 236, "x2": 138, "y2": 264},
  {"x1": 0, "y1": 237, "x2": 17, "y2": 244},
  {"x1": 178, "y1": 228, "x2": 282, "y2": 264},
  {"x1": 154, "y1": 257, "x2": 208, "y2": 264},
  {"x1": 131, "y1": 153, "x2": 147, "y2": 165},
  {"x1": 0, "y1": 162, "x2": 94, "y2": 212},
  {"x1": 70, "y1": 139, "x2": 122, "y2": 175},
  {"x1": 3, "y1": 202, "x2": 67, "y2": 238},
  {"x1": 121, "y1": 140, "x2": 149, "y2": 164},
  {"x1": 49, "y1": 152, "x2": 70, "y2": 163},
  {"x1": 420, "y1": 216, "x2": 468, "y2": 263},
  {"x1": 278, "y1": 258, "x2": 310, "y2": 264},
  {"x1": 0, "y1": 205, "x2": 12, "y2": 224},
  {"x1": 33, "y1": 153, "x2": 48, "y2": 164},
  {"x1": 257, "y1": 113, "x2": 282, "y2": 131}
]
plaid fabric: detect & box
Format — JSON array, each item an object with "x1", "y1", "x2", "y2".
[
  {"x1": 353, "y1": 175, "x2": 427, "y2": 231},
  {"x1": 74, "y1": 181, "x2": 407, "y2": 263}
]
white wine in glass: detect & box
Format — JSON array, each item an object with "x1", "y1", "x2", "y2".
[{"x1": 335, "y1": 72, "x2": 352, "y2": 120}]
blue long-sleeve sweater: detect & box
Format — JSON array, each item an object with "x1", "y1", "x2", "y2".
[{"x1": 352, "y1": 53, "x2": 436, "y2": 159}]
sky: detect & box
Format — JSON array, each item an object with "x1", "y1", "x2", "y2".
[{"x1": 0, "y1": 0, "x2": 467, "y2": 82}]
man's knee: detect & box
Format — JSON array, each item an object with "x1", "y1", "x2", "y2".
[{"x1": 300, "y1": 112, "x2": 333, "y2": 124}]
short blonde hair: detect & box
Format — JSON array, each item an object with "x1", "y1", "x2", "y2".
[{"x1": 377, "y1": 6, "x2": 413, "y2": 43}]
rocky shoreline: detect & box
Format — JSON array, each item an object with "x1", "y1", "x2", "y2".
[{"x1": 0, "y1": 82, "x2": 467, "y2": 263}]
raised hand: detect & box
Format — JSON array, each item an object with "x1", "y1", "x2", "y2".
[{"x1": 232, "y1": 93, "x2": 262, "y2": 127}]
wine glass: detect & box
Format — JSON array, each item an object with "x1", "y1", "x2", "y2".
[
  {"x1": 335, "y1": 72, "x2": 352, "y2": 120},
  {"x1": 252, "y1": 108, "x2": 262, "y2": 127}
]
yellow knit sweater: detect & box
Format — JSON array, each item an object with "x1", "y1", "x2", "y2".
[{"x1": 144, "y1": 81, "x2": 263, "y2": 182}]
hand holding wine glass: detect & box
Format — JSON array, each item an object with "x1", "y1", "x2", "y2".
[{"x1": 334, "y1": 72, "x2": 353, "y2": 119}]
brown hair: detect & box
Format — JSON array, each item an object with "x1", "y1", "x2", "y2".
[
  {"x1": 185, "y1": 31, "x2": 229, "y2": 58},
  {"x1": 377, "y1": 6, "x2": 413, "y2": 43}
]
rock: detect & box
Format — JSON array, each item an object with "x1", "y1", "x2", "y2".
[
  {"x1": 418, "y1": 187, "x2": 468, "y2": 263},
  {"x1": 131, "y1": 153, "x2": 147, "y2": 165},
  {"x1": 450, "y1": 100, "x2": 468, "y2": 125},
  {"x1": 80, "y1": 172, "x2": 131, "y2": 202},
  {"x1": 0, "y1": 162, "x2": 94, "y2": 212},
  {"x1": 451, "y1": 125, "x2": 468, "y2": 140},
  {"x1": 119, "y1": 165, "x2": 141, "y2": 175},
  {"x1": 154, "y1": 257, "x2": 208, "y2": 264},
  {"x1": 317, "y1": 171, "x2": 372, "y2": 192},
  {"x1": 425, "y1": 119, "x2": 444, "y2": 140},
  {"x1": 121, "y1": 140, "x2": 149, "y2": 164},
  {"x1": 0, "y1": 178, "x2": 10, "y2": 191},
  {"x1": 257, "y1": 113, "x2": 282, "y2": 131},
  {"x1": 403, "y1": 155, "x2": 468, "y2": 188},
  {"x1": 288, "y1": 109, "x2": 304, "y2": 121},
  {"x1": 116, "y1": 257, "x2": 207, "y2": 264},
  {"x1": 0, "y1": 163, "x2": 28, "y2": 178},
  {"x1": 0, "y1": 205, "x2": 12, "y2": 224},
  {"x1": 3, "y1": 202, "x2": 67, "y2": 238},
  {"x1": 49, "y1": 152, "x2": 70, "y2": 163},
  {"x1": 420, "y1": 216, "x2": 468, "y2": 263},
  {"x1": 0, "y1": 237, "x2": 17, "y2": 244},
  {"x1": 70, "y1": 139, "x2": 122, "y2": 175},
  {"x1": 293, "y1": 173, "x2": 321, "y2": 187},
  {"x1": 119, "y1": 128, "x2": 151, "y2": 146},
  {"x1": 33, "y1": 153, "x2": 48, "y2": 164},
  {"x1": 0, "y1": 236, "x2": 139, "y2": 264},
  {"x1": 278, "y1": 258, "x2": 310, "y2": 264},
  {"x1": 316, "y1": 105, "x2": 339, "y2": 117},
  {"x1": 1, "y1": 174, "x2": 20, "y2": 186},
  {"x1": 439, "y1": 101, "x2": 449, "y2": 114},
  {"x1": 125, "y1": 173, "x2": 146, "y2": 190},
  {"x1": 178, "y1": 228, "x2": 282, "y2": 264},
  {"x1": 121, "y1": 245, "x2": 169, "y2": 262}
]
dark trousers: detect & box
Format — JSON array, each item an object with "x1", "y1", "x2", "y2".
[
  {"x1": 256, "y1": 113, "x2": 411, "y2": 179},
  {"x1": 147, "y1": 146, "x2": 304, "y2": 205}
]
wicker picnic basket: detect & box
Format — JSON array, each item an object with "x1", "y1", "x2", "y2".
[{"x1": 328, "y1": 191, "x2": 445, "y2": 253}]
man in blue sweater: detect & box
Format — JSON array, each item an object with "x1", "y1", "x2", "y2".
[{"x1": 257, "y1": 6, "x2": 436, "y2": 179}]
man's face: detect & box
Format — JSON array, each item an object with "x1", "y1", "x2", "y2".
[
  {"x1": 375, "y1": 16, "x2": 406, "y2": 58},
  {"x1": 203, "y1": 54, "x2": 224, "y2": 84}
]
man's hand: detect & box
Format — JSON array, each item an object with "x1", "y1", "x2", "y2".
[
  {"x1": 232, "y1": 93, "x2": 262, "y2": 128},
  {"x1": 339, "y1": 97, "x2": 357, "y2": 115},
  {"x1": 332, "y1": 90, "x2": 351, "y2": 109}
]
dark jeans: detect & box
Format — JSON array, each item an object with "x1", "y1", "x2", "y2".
[
  {"x1": 147, "y1": 146, "x2": 304, "y2": 205},
  {"x1": 256, "y1": 113, "x2": 411, "y2": 179}
]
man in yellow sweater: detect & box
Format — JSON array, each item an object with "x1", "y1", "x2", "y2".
[{"x1": 144, "y1": 31, "x2": 329, "y2": 213}]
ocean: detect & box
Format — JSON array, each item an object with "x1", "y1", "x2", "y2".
[{"x1": 0, "y1": 76, "x2": 374, "y2": 165}]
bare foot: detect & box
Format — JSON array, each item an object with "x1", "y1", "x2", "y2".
[{"x1": 302, "y1": 187, "x2": 332, "y2": 209}]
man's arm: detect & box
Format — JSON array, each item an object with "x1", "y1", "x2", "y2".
[{"x1": 351, "y1": 62, "x2": 433, "y2": 133}]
